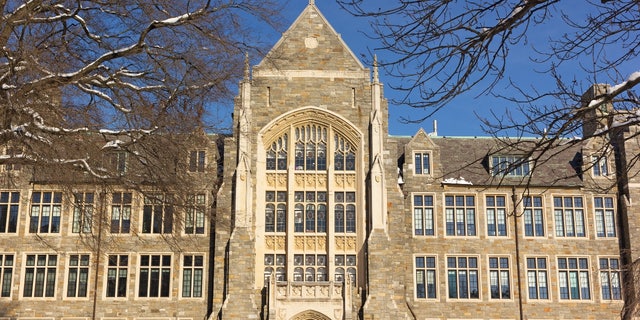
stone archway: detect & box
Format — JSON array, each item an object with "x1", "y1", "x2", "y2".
[{"x1": 290, "y1": 310, "x2": 332, "y2": 320}]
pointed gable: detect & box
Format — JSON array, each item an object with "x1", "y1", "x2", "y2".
[{"x1": 255, "y1": 3, "x2": 365, "y2": 72}]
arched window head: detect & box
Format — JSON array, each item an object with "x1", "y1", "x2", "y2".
[
  {"x1": 265, "y1": 204, "x2": 275, "y2": 232},
  {"x1": 266, "y1": 134, "x2": 288, "y2": 171},
  {"x1": 293, "y1": 267, "x2": 303, "y2": 282},
  {"x1": 334, "y1": 135, "x2": 355, "y2": 171},
  {"x1": 294, "y1": 125, "x2": 327, "y2": 171}
]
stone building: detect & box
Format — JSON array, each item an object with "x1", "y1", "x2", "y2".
[{"x1": 1, "y1": 2, "x2": 639, "y2": 320}]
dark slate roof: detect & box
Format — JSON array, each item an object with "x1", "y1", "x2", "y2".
[{"x1": 389, "y1": 135, "x2": 584, "y2": 188}]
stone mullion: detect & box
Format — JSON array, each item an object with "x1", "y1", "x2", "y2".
[
  {"x1": 286, "y1": 125, "x2": 296, "y2": 283},
  {"x1": 327, "y1": 126, "x2": 336, "y2": 284}
]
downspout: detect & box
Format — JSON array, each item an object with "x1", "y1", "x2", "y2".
[
  {"x1": 92, "y1": 185, "x2": 106, "y2": 320},
  {"x1": 512, "y1": 186, "x2": 524, "y2": 320}
]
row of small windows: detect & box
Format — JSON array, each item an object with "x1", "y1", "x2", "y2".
[
  {"x1": 265, "y1": 191, "x2": 356, "y2": 234},
  {"x1": 263, "y1": 254, "x2": 356, "y2": 284},
  {"x1": 0, "y1": 191, "x2": 207, "y2": 235},
  {"x1": 415, "y1": 255, "x2": 621, "y2": 301},
  {"x1": 412, "y1": 153, "x2": 608, "y2": 178},
  {"x1": 266, "y1": 129, "x2": 356, "y2": 172},
  {"x1": 2, "y1": 149, "x2": 208, "y2": 174},
  {"x1": 413, "y1": 194, "x2": 616, "y2": 239},
  {"x1": 0, "y1": 253, "x2": 204, "y2": 299}
]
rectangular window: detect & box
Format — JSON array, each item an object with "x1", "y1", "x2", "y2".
[
  {"x1": 491, "y1": 155, "x2": 530, "y2": 176},
  {"x1": 23, "y1": 254, "x2": 57, "y2": 297},
  {"x1": 334, "y1": 192, "x2": 356, "y2": 234},
  {"x1": 553, "y1": 196, "x2": 586, "y2": 237},
  {"x1": 445, "y1": 195, "x2": 476, "y2": 236},
  {"x1": 294, "y1": 254, "x2": 328, "y2": 282},
  {"x1": 557, "y1": 257, "x2": 591, "y2": 300},
  {"x1": 413, "y1": 195, "x2": 434, "y2": 236},
  {"x1": 0, "y1": 254, "x2": 14, "y2": 297},
  {"x1": 66, "y1": 254, "x2": 90, "y2": 298},
  {"x1": 111, "y1": 192, "x2": 132, "y2": 233},
  {"x1": 414, "y1": 152, "x2": 431, "y2": 175},
  {"x1": 489, "y1": 257, "x2": 510, "y2": 299},
  {"x1": 592, "y1": 155, "x2": 608, "y2": 176},
  {"x1": 486, "y1": 196, "x2": 507, "y2": 237},
  {"x1": 185, "y1": 194, "x2": 206, "y2": 234},
  {"x1": 106, "y1": 254, "x2": 128, "y2": 298},
  {"x1": 142, "y1": 194, "x2": 173, "y2": 234},
  {"x1": 333, "y1": 255, "x2": 356, "y2": 286},
  {"x1": 526, "y1": 257, "x2": 549, "y2": 299},
  {"x1": 29, "y1": 191, "x2": 62, "y2": 234},
  {"x1": 72, "y1": 192, "x2": 94, "y2": 233},
  {"x1": 110, "y1": 151, "x2": 127, "y2": 175},
  {"x1": 599, "y1": 257, "x2": 622, "y2": 300},
  {"x1": 182, "y1": 255, "x2": 204, "y2": 298},
  {"x1": 594, "y1": 196, "x2": 616, "y2": 238},
  {"x1": 265, "y1": 191, "x2": 287, "y2": 233},
  {"x1": 264, "y1": 254, "x2": 287, "y2": 282},
  {"x1": 188, "y1": 150, "x2": 206, "y2": 172},
  {"x1": 138, "y1": 254, "x2": 171, "y2": 297},
  {"x1": 0, "y1": 191, "x2": 19, "y2": 233},
  {"x1": 415, "y1": 256, "x2": 437, "y2": 299},
  {"x1": 523, "y1": 196, "x2": 545, "y2": 237},
  {"x1": 447, "y1": 256, "x2": 479, "y2": 299}
]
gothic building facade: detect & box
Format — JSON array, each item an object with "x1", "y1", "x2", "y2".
[{"x1": 1, "y1": 2, "x2": 639, "y2": 320}]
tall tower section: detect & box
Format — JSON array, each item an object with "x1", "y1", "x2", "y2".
[{"x1": 213, "y1": 2, "x2": 398, "y2": 319}]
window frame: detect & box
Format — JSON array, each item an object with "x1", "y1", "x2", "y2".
[
  {"x1": 446, "y1": 255, "x2": 480, "y2": 300},
  {"x1": 28, "y1": 191, "x2": 62, "y2": 234},
  {"x1": 414, "y1": 255, "x2": 437, "y2": 300},
  {"x1": 488, "y1": 256, "x2": 511, "y2": 300},
  {"x1": 485, "y1": 195, "x2": 508, "y2": 237},
  {"x1": 141, "y1": 194, "x2": 173, "y2": 234},
  {"x1": 553, "y1": 196, "x2": 587, "y2": 238},
  {"x1": 413, "y1": 151, "x2": 432, "y2": 175},
  {"x1": 22, "y1": 253, "x2": 58, "y2": 299},
  {"x1": 557, "y1": 256, "x2": 591, "y2": 301},
  {"x1": 0, "y1": 191, "x2": 20, "y2": 234},
  {"x1": 0, "y1": 253, "x2": 14, "y2": 298},
  {"x1": 593, "y1": 196, "x2": 616, "y2": 238},
  {"x1": 185, "y1": 194, "x2": 206, "y2": 235},
  {"x1": 188, "y1": 150, "x2": 206, "y2": 173},
  {"x1": 591, "y1": 154, "x2": 609, "y2": 177},
  {"x1": 491, "y1": 155, "x2": 531, "y2": 177},
  {"x1": 180, "y1": 254, "x2": 205, "y2": 299},
  {"x1": 598, "y1": 256, "x2": 622, "y2": 300},
  {"x1": 444, "y1": 195, "x2": 477, "y2": 237},
  {"x1": 64, "y1": 254, "x2": 91, "y2": 299},
  {"x1": 110, "y1": 192, "x2": 132, "y2": 234},
  {"x1": 137, "y1": 254, "x2": 172, "y2": 298},
  {"x1": 523, "y1": 196, "x2": 545, "y2": 237},
  {"x1": 105, "y1": 254, "x2": 129, "y2": 299},
  {"x1": 525, "y1": 256, "x2": 550, "y2": 301},
  {"x1": 413, "y1": 194, "x2": 435, "y2": 236},
  {"x1": 72, "y1": 192, "x2": 94, "y2": 234}
]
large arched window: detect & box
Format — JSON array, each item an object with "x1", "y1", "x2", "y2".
[{"x1": 261, "y1": 114, "x2": 360, "y2": 287}]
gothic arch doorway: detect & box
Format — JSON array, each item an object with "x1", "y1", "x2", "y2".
[{"x1": 290, "y1": 310, "x2": 332, "y2": 320}]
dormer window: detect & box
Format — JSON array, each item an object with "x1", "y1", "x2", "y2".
[
  {"x1": 591, "y1": 155, "x2": 608, "y2": 177},
  {"x1": 414, "y1": 152, "x2": 431, "y2": 175},
  {"x1": 189, "y1": 150, "x2": 206, "y2": 172},
  {"x1": 491, "y1": 155, "x2": 530, "y2": 177}
]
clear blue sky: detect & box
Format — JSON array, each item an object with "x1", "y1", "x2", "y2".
[{"x1": 255, "y1": 1, "x2": 637, "y2": 138}]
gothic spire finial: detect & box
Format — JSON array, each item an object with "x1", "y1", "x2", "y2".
[
  {"x1": 309, "y1": 0, "x2": 315, "y2": 5},
  {"x1": 373, "y1": 54, "x2": 379, "y2": 83},
  {"x1": 243, "y1": 52, "x2": 250, "y2": 80}
]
